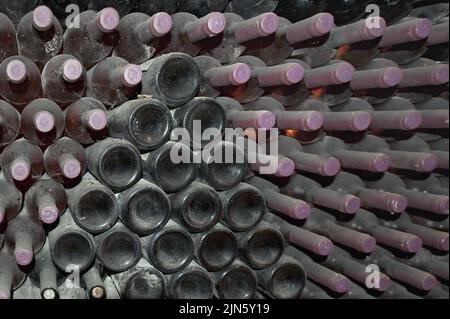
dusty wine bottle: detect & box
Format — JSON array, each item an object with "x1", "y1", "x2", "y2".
[
  {"x1": 63, "y1": 8, "x2": 120, "y2": 68},
  {"x1": 195, "y1": 56, "x2": 251, "y2": 98},
  {"x1": 4, "y1": 208, "x2": 45, "y2": 266},
  {"x1": 110, "y1": 258, "x2": 167, "y2": 299},
  {"x1": 114, "y1": 12, "x2": 172, "y2": 64},
  {"x1": 0, "y1": 246, "x2": 27, "y2": 299},
  {"x1": 108, "y1": 98, "x2": 172, "y2": 151},
  {"x1": 0, "y1": 173, "x2": 22, "y2": 224},
  {"x1": 141, "y1": 220, "x2": 194, "y2": 274},
  {"x1": 86, "y1": 138, "x2": 142, "y2": 192},
  {"x1": 44, "y1": 137, "x2": 87, "y2": 187},
  {"x1": 264, "y1": 212, "x2": 334, "y2": 256},
  {"x1": 220, "y1": 183, "x2": 266, "y2": 231},
  {"x1": 0, "y1": 13, "x2": 18, "y2": 62},
  {"x1": 143, "y1": 141, "x2": 197, "y2": 193},
  {"x1": 24, "y1": 176, "x2": 67, "y2": 225},
  {"x1": 20, "y1": 98, "x2": 65, "y2": 147},
  {"x1": 257, "y1": 254, "x2": 307, "y2": 299},
  {"x1": 64, "y1": 97, "x2": 108, "y2": 145},
  {"x1": 28, "y1": 241, "x2": 66, "y2": 300},
  {"x1": 198, "y1": 141, "x2": 248, "y2": 190},
  {"x1": 0, "y1": 56, "x2": 41, "y2": 109},
  {"x1": 400, "y1": 249, "x2": 449, "y2": 281},
  {"x1": 67, "y1": 173, "x2": 119, "y2": 234},
  {"x1": 48, "y1": 211, "x2": 96, "y2": 273},
  {"x1": 216, "y1": 97, "x2": 276, "y2": 130},
  {"x1": 247, "y1": 176, "x2": 311, "y2": 220},
  {"x1": 192, "y1": 223, "x2": 239, "y2": 271},
  {"x1": 158, "y1": 11, "x2": 226, "y2": 56},
  {"x1": 165, "y1": 261, "x2": 214, "y2": 299},
  {"x1": 170, "y1": 181, "x2": 222, "y2": 233},
  {"x1": 0, "y1": 100, "x2": 20, "y2": 147},
  {"x1": 41, "y1": 54, "x2": 87, "y2": 107},
  {"x1": 95, "y1": 221, "x2": 142, "y2": 273},
  {"x1": 414, "y1": 97, "x2": 450, "y2": 129},
  {"x1": 404, "y1": 173, "x2": 449, "y2": 197},
  {"x1": 87, "y1": 57, "x2": 142, "y2": 108},
  {"x1": 0, "y1": 138, "x2": 44, "y2": 188},
  {"x1": 16, "y1": 6, "x2": 63, "y2": 68},
  {"x1": 212, "y1": 259, "x2": 258, "y2": 299},
  {"x1": 140, "y1": 53, "x2": 201, "y2": 109},
  {"x1": 117, "y1": 179, "x2": 171, "y2": 236}
]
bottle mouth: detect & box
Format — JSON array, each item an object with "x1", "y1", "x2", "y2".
[
  {"x1": 270, "y1": 263, "x2": 306, "y2": 299},
  {"x1": 14, "y1": 248, "x2": 34, "y2": 266},
  {"x1": 245, "y1": 228, "x2": 285, "y2": 269},
  {"x1": 6, "y1": 60, "x2": 27, "y2": 84},
  {"x1": 32, "y1": 6, "x2": 54, "y2": 31},
  {"x1": 87, "y1": 110, "x2": 108, "y2": 131},
  {"x1": 219, "y1": 266, "x2": 257, "y2": 299},
  {"x1": 225, "y1": 186, "x2": 266, "y2": 231},
  {"x1": 10, "y1": 160, "x2": 31, "y2": 182},
  {"x1": 62, "y1": 59, "x2": 84, "y2": 83},
  {"x1": 90, "y1": 286, "x2": 106, "y2": 299},
  {"x1": 34, "y1": 111, "x2": 55, "y2": 133},
  {"x1": 172, "y1": 270, "x2": 214, "y2": 299},
  {"x1": 150, "y1": 12, "x2": 173, "y2": 37},
  {"x1": 198, "y1": 230, "x2": 238, "y2": 271},
  {"x1": 41, "y1": 288, "x2": 58, "y2": 300},
  {"x1": 96, "y1": 7, "x2": 120, "y2": 33},
  {"x1": 122, "y1": 65, "x2": 143, "y2": 88}
]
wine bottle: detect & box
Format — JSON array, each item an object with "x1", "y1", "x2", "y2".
[
  {"x1": 245, "y1": 13, "x2": 334, "y2": 66},
  {"x1": 158, "y1": 12, "x2": 226, "y2": 56},
  {"x1": 0, "y1": 138, "x2": 44, "y2": 188},
  {"x1": 212, "y1": 259, "x2": 258, "y2": 299},
  {"x1": 48, "y1": 211, "x2": 96, "y2": 273},
  {"x1": 286, "y1": 245, "x2": 350, "y2": 294},
  {"x1": 28, "y1": 241, "x2": 66, "y2": 300},
  {"x1": 86, "y1": 57, "x2": 142, "y2": 108},
  {"x1": 179, "y1": 0, "x2": 229, "y2": 17},
  {"x1": 220, "y1": 56, "x2": 304, "y2": 104},
  {"x1": 247, "y1": 176, "x2": 311, "y2": 220},
  {"x1": 220, "y1": 183, "x2": 266, "y2": 231},
  {"x1": 0, "y1": 1, "x2": 39, "y2": 26},
  {"x1": 366, "y1": 246, "x2": 437, "y2": 291},
  {"x1": 389, "y1": 135, "x2": 448, "y2": 170},
  {"x1": 4, "y1": 208, "x2": 45, "y2": 266},
  {"x1": 216, "y1": 97, "x2": 276, "y2": 130},
  {"x1": 24, "y1": 176, "x2": 67, "y2": 225},
  {"x1": 41, "y1": 54, "x2": 87, "y2": 107},
  {"x1": 20, "y1": 98, "x2": 65, "y2": 147},
  {"x1": 81, "y1": 262, "x2": 107, "y2": 299},
  {"x1": 326, "y1": 171, "x2": 408, "y2": 213},
  {"x1": 141, "y1": 220, "x2": 194, "y2": 274},
  {"x1": 86, "y1": 138, "x2": 142, "y2": 192},
  {"x1": 44, "y1": 137, "x2": 87, "y2": 186},
  {"x1": 165, "y1": 261, "x2": 214, "y2": 299},
  {"x1": 257, "y1": 253, "x2": 306, "y2": 299},
  {"x1": 322, "y1": 246, "x2": 392, "y2": 292},
  {"x1": 404, "y1": 173, "x2": 449, "y2": 196},
  {"x1": 237, "y1": 220, "x2": 285, "y2": 269},
  {"x1": 264, "y1": 212, "x2": 334, "y2": 256},
  {"x1": 0, "y1": 100, "x2": 20, "y2": 148},
  {"x1": 95, "y1": 221, "x2": 142, "y2": 273},
  {"x1": 64, "y1": 97, "x2": 108, "y2": 145},
  {"x1": 0, "y1": 13, "x2": 18, "y2": 62},
  {"x1": 277, "y1": 135, "x2": 341, "y2": 177},
  {"x1": 0, "y1": 173, "x2": 22, "y2": 224},
  {"x1": 198, "y1": 141, "x2": 247, "y2": 191},
  {"x1": 114, "y1": 12, "x2": 172, "y2": 64},
  {"x1": 108, "y1": 98, "x2": 172, "y2": 151},
  {"x1": 110, "y1": 258, "x2": 166, "y2": 299},
  {"x1": 206, "y1": 12, "x2": 280, "y2": 64},
  {"x1": 414, "y1": 97, "x2": 450, "y2": 129},
  {"x1": 0, "y1": 246, "x2": 26, "y2": 299},
  {"x1": 16, "y1": 6, "x2": 63, "y2": 68},
  {"x1": 244, "y1": 97, "x2": 324, "y2": 132},
  {"x1": 140, "y1": 53, "x2": 201, "y2": 109},
  {"x1": 400, "y1": 249, "x2": 449, "y2": 281},
  {"x1": 117, "y1": 179, "x2": 170, "y2": 236},
  {"x1": 0, "y1": 56, "x2": 41, "y2": 109},
  {"x1": 195, "y1": 56, "x2": 251, "y2": 98},
  {"x1": 170, "y1": 181, "x2": 222, "y2": 233},
  {"x1": 63, "y1": 8, "x2": 120, "y2": 68},
  {"x1": 424, "y1": 19, "x2": 449, "y2": 62},
  {"x1": 67, "y1": 173, "x2": 119, "y2": 234},
  {"x1": 88, "y1": 0, "x2": 135, "y2": 17},
  {"x1": 379, "y1": 213, "x2": 449, "y2": 252},
  {"x1": 378, "y1": 18, "x2": 433, "y2": 66},
  {"x1": 349, "y1": 135, "x2": 438, "y2": 172},
  {"x1": 192, "y1": 223, "x2": 238, "y2": 271},
  {"x1": 143, "y1": 141, "x2": 197, "y2": 193},
  {"x1": 133, "y1": 0, "x2": 181, "y2": 15},
  {"x1": 365, "y1": 172, "x2": 449, "y2": 215}
]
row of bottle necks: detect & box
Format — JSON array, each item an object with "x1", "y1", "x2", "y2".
[
  {"x1": 2, "y1": 0, "x2": 447, "y2": 28},
  {"x1": 0, "y1": 173, "x2": 448, "y2": 299}
]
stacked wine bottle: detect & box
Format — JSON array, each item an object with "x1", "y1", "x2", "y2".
[{"x1": 0, "y1": 0, "x2": 449, "y2": 299}]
